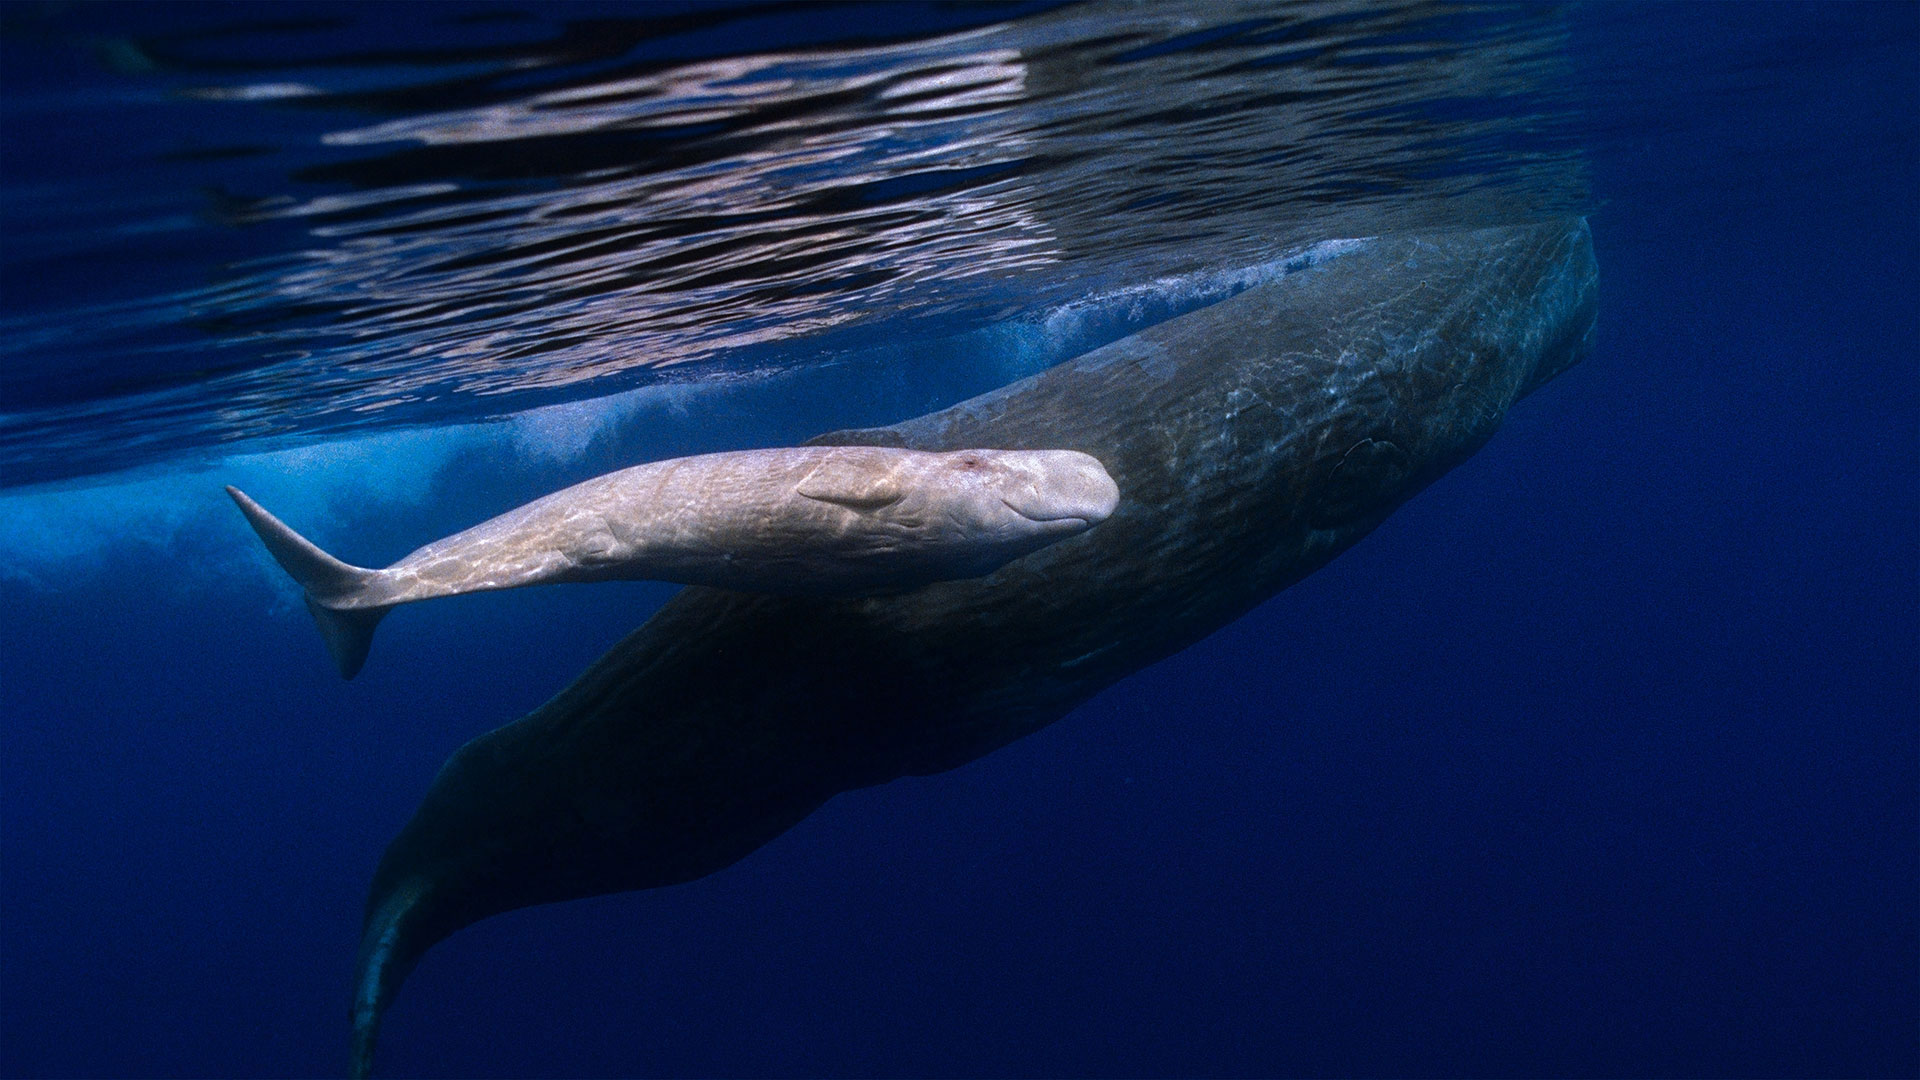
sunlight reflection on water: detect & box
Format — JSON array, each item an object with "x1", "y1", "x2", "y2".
[{"x1": 0, "y1": 1, "x2": 1588, "y2": 486}]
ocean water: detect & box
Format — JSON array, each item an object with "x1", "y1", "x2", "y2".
[{"x1": 0, "y1": 2, "x2": 1913, "y2": 1077}]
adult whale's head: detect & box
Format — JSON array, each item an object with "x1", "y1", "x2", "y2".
[{"x1": 788, "y1": 447, "x2": 1119, "y2": 583}]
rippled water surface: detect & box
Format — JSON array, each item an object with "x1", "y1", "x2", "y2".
[{"x1": 2, "y1": 1, "x2": 1601, "y2": 485}]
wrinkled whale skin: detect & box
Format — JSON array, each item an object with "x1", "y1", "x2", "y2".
[{"x1": 350, "y1": 220, "x2": 1598, "y2": 1074}]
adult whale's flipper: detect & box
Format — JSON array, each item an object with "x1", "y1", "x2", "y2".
[
  {"x1": 227, "y1": 487, "x2": 390, "y2": 679},
  {"x1": 347, "y1": 221, "x2": 1598, "y2": 1077}
]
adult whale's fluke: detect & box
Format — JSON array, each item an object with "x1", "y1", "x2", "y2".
[
  {"x1": 229, "y1": 446, "x2": 1119, "y2": 679},
  {"x1": 346, "y1": 221, "x2": 1598, "y2": 1077}
]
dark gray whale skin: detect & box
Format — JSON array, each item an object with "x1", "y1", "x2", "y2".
[{"x1": 348, "y1": 220, "x2": 1598, "y2": 1075}]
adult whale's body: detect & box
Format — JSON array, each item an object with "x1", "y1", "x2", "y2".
[{"x1": 350, "y1": 221, "x2": 1598, "y2": 1075}]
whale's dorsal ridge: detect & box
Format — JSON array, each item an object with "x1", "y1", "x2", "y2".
[{"x1": 803, "y1": 425, "x2": 910, "y2": 449}]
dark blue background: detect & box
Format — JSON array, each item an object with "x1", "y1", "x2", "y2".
[{"x1": 2, "y1": 4, "x2": 1914, "y2": 1077}]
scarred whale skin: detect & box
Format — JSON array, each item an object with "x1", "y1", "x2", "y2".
[
  {"x1": 228, "y1": 446, "x2": 1118, "y2": 679},
  {"x1": 348, "y1": 220, "x2": 1598, "y2": 1076}
]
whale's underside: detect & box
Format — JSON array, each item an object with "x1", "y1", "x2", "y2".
[{"x1": 347, "y1": 220, "x2": 1599, "y2": 1076}]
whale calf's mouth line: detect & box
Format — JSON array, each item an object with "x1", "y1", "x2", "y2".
[{"x1": 1001, "y1": 497, "x2": 1091, "y2": 526}]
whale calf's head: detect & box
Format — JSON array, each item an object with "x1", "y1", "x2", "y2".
[
  {"x1": 794, "y1": 447, "x2": 1118, "y2": 581},
  {"x1": 968, "y1": 449, "x2": 1119, "y2": 533},
  {"x1": 888, "y1": 448, "x2": 1118, "y2": 569}
]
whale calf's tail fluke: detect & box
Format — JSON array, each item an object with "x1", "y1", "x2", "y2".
[{"x1": 226, "y1": 486, "x2": 391, "y2": 679}]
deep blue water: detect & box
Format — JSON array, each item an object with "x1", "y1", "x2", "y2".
[{"x1": 1, "y1": 3, "x2": 1915, "y2": 1077}]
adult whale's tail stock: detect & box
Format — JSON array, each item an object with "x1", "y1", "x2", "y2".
[
  {"x1": 348, "y1": 876, "x2": 433, "y2": 1080},
  {"x1": 226, "y1": 486, "x2": 390, "y2": 679}
]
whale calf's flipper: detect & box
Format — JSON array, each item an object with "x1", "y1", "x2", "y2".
[{"x1": 226, "y1": 486, "x2": 391, "y2": 679}]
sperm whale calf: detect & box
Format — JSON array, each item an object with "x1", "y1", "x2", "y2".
[{"x1": 229, "y1": 445, "x2": 1118, "y2": 678}]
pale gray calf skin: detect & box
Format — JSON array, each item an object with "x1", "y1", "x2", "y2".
[
  {"x1": 346, "y1": 220, "x2": 1598, "y2": 1076},
  {"x1": 230, "y1": 446, "x2": 1118, "y2": 678}
]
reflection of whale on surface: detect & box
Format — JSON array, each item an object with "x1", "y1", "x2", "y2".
[
  {"x1": 346, "y1": 221, "x2": 1598, "y2": 1076},
  {"x1": 228, "y1": 446, "x2": 1119, "y2": 678}
]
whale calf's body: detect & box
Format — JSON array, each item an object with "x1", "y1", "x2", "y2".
[
  {"x1": 229, "y1": 446, "x2": 1117, "y2": 678},
  {"x1": 346, "y1": 221, "x2": 1598, "y2": 1076}
]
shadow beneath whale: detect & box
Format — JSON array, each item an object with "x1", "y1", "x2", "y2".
[{"x1": 349, "y1": 219, "x2": 1598, "y2": 1076}]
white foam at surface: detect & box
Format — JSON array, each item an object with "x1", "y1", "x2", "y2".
[{"x1": 506, "y1": 381, "x2": 711, "y2": 463}]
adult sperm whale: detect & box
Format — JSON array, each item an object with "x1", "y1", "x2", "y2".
[
  {"x1": 347, "y1": 220, "x2": 1598, "y2": 1076},
  {"x1": 228, "y1": 446, "x2": 1118, "y2": 678}
]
